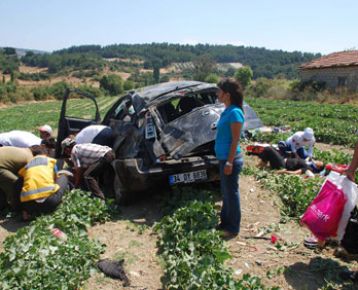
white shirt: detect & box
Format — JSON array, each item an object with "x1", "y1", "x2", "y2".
[
  {"x1": 0, "y1": 130, "x2": 42, "y2": 147},
  {"x1": 286, "y1": 131, "x2": 315, "y2": 157},
  {"x1": 75, "y1": 125, "x2": 109, "y2": 144}
]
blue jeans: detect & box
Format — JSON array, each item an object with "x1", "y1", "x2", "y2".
[
  {"x1": 278, "y1": 141, "x2": 308, "y2": 159},
  {"x1": 219, "y1": 156, "x2": 244, "y2": 234}
]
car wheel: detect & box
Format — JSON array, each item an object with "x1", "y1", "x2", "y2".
[{"x1": 113, "y1": 175, "x2": 131, "y2": 205}]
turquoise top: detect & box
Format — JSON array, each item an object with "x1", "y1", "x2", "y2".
[{"x1": 214, "y1": 105, "x2": 244, "y2": 160}]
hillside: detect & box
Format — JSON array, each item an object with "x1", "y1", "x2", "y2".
[{"x1": 19, "y1": 43, "x2": 320, "y2": 79}]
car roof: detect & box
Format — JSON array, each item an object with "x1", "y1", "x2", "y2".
[{"x1": 133, "y1": 81, "x2": 205, "y2": 101}]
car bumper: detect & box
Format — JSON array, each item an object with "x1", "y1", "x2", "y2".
[{"x1": 112, "y1": 155, "x2": 219, "y2": 193}]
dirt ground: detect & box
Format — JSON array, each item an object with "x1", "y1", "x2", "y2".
[{"x1": 0, "y1": 153, "x2": 357, "y2": 290}]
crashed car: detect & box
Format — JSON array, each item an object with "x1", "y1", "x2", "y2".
[{"x1": 56, "y1": 81, "x2": 262, "y2": 203}]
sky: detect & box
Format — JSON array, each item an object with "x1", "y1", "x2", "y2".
[{"x1": 0, "y1": 0, "x2": 357, "y2": 54}]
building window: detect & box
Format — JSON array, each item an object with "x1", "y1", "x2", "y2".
[{"x1": 337, "y1": 76, "x2": 347, "y2": 87}]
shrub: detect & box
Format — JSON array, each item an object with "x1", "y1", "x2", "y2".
[
  {"x1": 18, "y1": 72, "x2": 50, "y2": 81},
  {"x1": 246, "y1": 77, "x2": 270, "y2": 97},
  {"x1": 99, "y1": 74, "x2": 123, "y2": 96},
  {"x1": 32, "y1": 86, "x2": 50, "y2": 101},
  {"x1": 49, "y1": 81, "x2": 70, "y2": 100},
  {"x1": 77, "y1": 84, "x2": 103, "y2": 98},
  {"x1": 235, "y1": 66, "x2": 253, "y2": 88},
  {"x1": 123, "y1": 80, "x2": 134, "y2": 91},
  {"x1": 204, "y1": 73, "x2": 220, "y2": 84}
]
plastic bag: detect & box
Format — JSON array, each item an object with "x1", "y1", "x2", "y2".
[{"x1": 301, "y1": 172, "x2": 358, "y2": 241}]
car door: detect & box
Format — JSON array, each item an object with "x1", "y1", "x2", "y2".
[{"x1": 55, "y1": 88, "x2": 100, "y2": 157}]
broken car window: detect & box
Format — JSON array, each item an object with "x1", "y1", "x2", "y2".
[{"x1": 157, "y1": 92, "x2": 217, "y2": 123}]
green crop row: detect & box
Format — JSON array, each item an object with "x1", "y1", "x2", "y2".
[
  {"x1": 0, "y1": 96, "x2": 118, "y2": 133},
  {"x1": 247, "y1": 97, "x2": 358, "y2": 147},
  {"x1": 156, "y1": 188, "x2": 278, "y2": 290},
  {"x1": 0, "y1": 190, "x2": 109, "y2": 290},
  {"x1": 245, "y1": 148, "x2": 356, "y2": 219}
]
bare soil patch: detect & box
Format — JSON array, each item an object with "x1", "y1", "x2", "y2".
[
  {"x1": 85, "y1": 195, "x2": 164, "y2": 290},
  {"x1": 315, "y1": 142, "x2": 354, "y2": 155},
  {"x1": 19, "y1": 65, "x2": 48, "y2": 74}
]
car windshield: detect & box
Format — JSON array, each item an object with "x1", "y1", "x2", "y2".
[{"x1": 157, "y1": 92, "x2": 217, "y2": 123}]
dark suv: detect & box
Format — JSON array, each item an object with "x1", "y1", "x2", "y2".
[{"x1": 56, "y1": 81, "x2": 262, "y2": 203}]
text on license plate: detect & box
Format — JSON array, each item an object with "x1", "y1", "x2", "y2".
[{"x1": 169, "y1": 170, "x2": 207, "y2": 185}]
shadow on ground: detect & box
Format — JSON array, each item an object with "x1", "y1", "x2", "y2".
[
  {"x1": 111, "y1": 182, "x2": 221, "y2": 228},
  {"x1": 0, "y1": 210, "x2": 28, "y2": 233},
  {"x1": 284, "y1": 256, "x2": 356, "y2": 290}
]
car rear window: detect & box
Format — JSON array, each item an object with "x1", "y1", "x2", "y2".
[{"x1": 157, "y1": 92, "x2": 217, "y2": 123}]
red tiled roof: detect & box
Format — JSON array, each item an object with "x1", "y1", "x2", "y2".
[{"x1": 300, "y1": 50, "x2": 358, "y2": 70}]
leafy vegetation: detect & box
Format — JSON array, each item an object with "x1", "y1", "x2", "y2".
[
  {"x1": 156, "y1": 189, "x2": 277, "y2": 290},
  {"x1": 247, "y1": 148, "x2": 357, "y2": 220},
  {"x1": 246, "y1": 77, "x2": 358, "y2": 103},
  {"x1": 99, "y1": 74, "x2": 124, "y2": 95},
  {"x1": 0, "y1": 48, "x2": 20, "y2": 74},
  {"x1": 0, "y1": 190, "x2": 109, "y2": 290},
  {"x1": 247, "y1": 97, "x2": 358, "y2": 147},
  {"x1": 235, "y1": 66, "x2": 253, "y2": 89},
  {"x1": 17, "y1": 44, "x2": 319, "y2": 79},
  {"x1": 21, "y1": 51, "x2": 105, "y2": 74},
  {"x1": 0, "y1": 96, "x2": 118, "y2": 133},
  {"x1": 257, "y1": 172, "x2": 323, "y2": 219}
]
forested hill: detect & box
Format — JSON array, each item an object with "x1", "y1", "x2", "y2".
[{"x1": 52, "y1": 43, "x2": 320, "y2": 79}]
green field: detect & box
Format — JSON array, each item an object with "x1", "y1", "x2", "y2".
[
  {"x1": 0, "y1": 97, "x2": 118, "y2": 134},
  {"x1": 247, "y1": 97, "x2": 358, "y2": 147},
  {"x1": 1, "y1": 97, "x2": 357, "y2": 148}
]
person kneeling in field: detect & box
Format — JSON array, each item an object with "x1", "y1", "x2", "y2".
[
  {"x1": 0, "y1": 146, "x2": 33, "y2": 210},
  {"x1": 257, "y1": 146, "x2": 324, "y2": 175},
  {"x1": 61, "y1": 138, "x2": 115, "y2": 200},
  {"x1": 278, "y1": 127, "x2": 315, "y2": 159},
  {"x1": 19, "y1": 146, "x2": 69, "y2": 220}
]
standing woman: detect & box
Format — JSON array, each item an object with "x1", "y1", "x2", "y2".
[{"x1": 215, "y1": 78, "x2": 245, "y2": 238}]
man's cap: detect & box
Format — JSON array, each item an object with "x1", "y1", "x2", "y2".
[
  {"x1": 303, "y1": 127, "x2": 314, "y2": 140},
  {"x1": 39, "y1": 124, "x2": 53, "y2": 135}
]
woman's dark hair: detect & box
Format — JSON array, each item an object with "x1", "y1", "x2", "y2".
[{"x1": 217, "y1": 78, "x2": 244, "y2": 110}]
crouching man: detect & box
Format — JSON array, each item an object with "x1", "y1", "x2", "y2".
[
  {"x1": 0, "y1": 146, "x2": 33, "y2": 210},
  {"x1": 19, "y1": 146, "x2": 69, "y2": 219},
  {"x1": 61, "y1": 138, "x2": 115, "y2": 200}
]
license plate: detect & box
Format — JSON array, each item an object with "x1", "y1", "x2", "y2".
[{"x1": 169, "y1": 170, "x2": 207, "y2": 185}]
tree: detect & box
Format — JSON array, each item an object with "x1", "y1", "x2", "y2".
[
  {"x1": 99, "y1": 74, "x2": 123, "y2": 96},
  {"x1": 235, "y1": 66, "x2": 253, "y2": 88},
  {"x1": 153, "y1": 66, "x2": 160, "y2": 83},
  {"x1": 3, "y1": 47, "x2": 16, "y2": 55},
  {"x1": 204, "y1": 73, "x2": 219, "y2": 84},
  {"x1": 193, "y1": 54, "x2": 216, "y2": 81},
  {"x1": 10, "y1": 71, "x2": 15, "y2": 82},
  {"x1": 123, "y1": 80, "x2": 134, "y2": 91}
]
